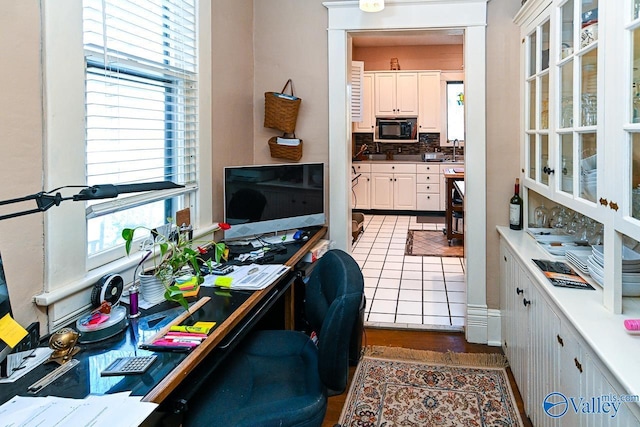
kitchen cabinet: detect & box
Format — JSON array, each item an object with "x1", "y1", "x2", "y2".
[
  {"x1": 374, "y1": 72, "x2": 418, "y2": 116},
  {"x1": 416, "y1": 163, "x2": 440, "y2": 211},
  {"x1": 370, "y1": 163, "x2": 416, "y2": 210},
  {"x1": 515, "y1": 0, "x2": 640, "y2": 314},
  {"x1": 353, "y1": 72, "x2": 375, "y2": 133},
  {"x1": 352, "y1": 163, "x2": 371, "y2": 209},
  {"x1": 499, "y1": 232, "x2": 640, "y2": 425},
  {"x1": 418, "y1": 71, "x2": 441, "y2": 132}
]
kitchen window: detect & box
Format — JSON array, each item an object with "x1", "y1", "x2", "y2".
[{"x1": 446, "y1": 81, "x2": 465, "y2": 143}]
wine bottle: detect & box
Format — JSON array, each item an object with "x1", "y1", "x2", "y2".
[{"x1": 509, "y1": 178, "x2": 523, "y2": 230}]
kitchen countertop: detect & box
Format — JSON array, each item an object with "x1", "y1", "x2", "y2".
[{"x1": 352, "y1": 154, "x2": 464, "y2": 164}]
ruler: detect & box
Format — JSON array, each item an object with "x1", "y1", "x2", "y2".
[{"x1": 27, "y1": 359, "x2": 79, "y2": 394}]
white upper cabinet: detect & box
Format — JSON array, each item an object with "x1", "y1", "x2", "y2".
[
  {"x1": 418, "y1": 71, "x2": 441, "y2": 132},
  {"x1": 374, "y1": 72, "x2": 418, "y2": 116}
]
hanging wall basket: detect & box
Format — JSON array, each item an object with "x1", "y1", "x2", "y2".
[
  {"x1": 264, "y1": 79, "x2": 301, "y2": 134},
  {"x1": 268, "y1": 136, "x2": 303, "y2": 161}
]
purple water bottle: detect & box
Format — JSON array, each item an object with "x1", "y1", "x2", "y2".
[{"x1": 129, "y1": 284, "x2": 140, "y2": 318}]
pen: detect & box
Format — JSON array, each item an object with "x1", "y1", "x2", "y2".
[
  {"x1": 248, "y1": 267, "x2": 259, "y2": 275},
  {"x1": 140, "y1": 343, "x2": 194, "y2": 352}
]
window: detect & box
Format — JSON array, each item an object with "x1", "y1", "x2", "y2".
[
  {"x1": 446, "y1": 81, "x2": 465, "y2": 143},
  {"x1": 83, "y1": 0, "x2": 198, "y2": 262}
]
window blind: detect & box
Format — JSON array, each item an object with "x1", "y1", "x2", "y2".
[
  {"x1": 351, "y1": 61, "x2": 364, "y2": 122},
  {"x1": 83, "y1": 0, "x2": 198, "y2": 217}
]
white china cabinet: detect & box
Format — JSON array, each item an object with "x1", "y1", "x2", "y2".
[{"x1": 516, "y1": 0, "x2": 640, "y2": 314}]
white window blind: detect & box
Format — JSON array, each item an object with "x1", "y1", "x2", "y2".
[
  {"x1": 82, "y1": 0, "x2": 198, "y2": 258},
  {"x1": 351, "y1": 61, "x2": 364, "y2": 122}
]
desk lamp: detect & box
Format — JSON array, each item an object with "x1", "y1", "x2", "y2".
[
  {"x1": 0, "y1": 181, "x2": 184, "y2": 221},
  {"x1": 0, "y1": 181, "x2": 184, "y2": 364}
]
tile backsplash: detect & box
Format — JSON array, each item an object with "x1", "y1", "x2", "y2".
[{"x1": 353, "y1": 133, "x2": 463, "y2": 158}]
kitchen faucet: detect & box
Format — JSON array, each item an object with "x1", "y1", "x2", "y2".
[{"x1": 452, "y1": 139, "x2": 459, "y2": 162}]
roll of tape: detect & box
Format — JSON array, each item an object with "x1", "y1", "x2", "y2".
[{"x1": 90, "y1": 274, "x2": 124, "y2": 307}]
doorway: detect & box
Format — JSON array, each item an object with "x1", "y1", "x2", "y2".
[{"x1": 325, "y1": 0, "x2": 489, "y2": 343}]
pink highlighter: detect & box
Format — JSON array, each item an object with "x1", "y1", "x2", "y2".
[{"x1": 623, "y1": 319, "x2": 640, "y2": 333}]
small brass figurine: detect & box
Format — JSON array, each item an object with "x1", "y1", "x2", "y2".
[{"x1": 47, "y1": 327, "x2": 81, "y2": 365}]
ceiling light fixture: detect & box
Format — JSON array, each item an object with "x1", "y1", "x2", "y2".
[{"x1": 359, "y1": 0, "x2": 384, "y2": 12}]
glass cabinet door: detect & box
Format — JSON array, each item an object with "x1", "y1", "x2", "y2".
[
  {"x1": 629, "y1": 4, "x2": 640, "y2": 221},
  {"x1": 525, "y1": 17, "x2": 551, "y2": 188},
  {"x1": 555, "y1": 0, "x2": 599, "y2": 204}
]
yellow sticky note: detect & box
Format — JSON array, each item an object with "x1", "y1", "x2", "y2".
[
  {"x1": 214, "y1": 276, "x2": 233, "y2": 288},
  {"x1": 193, "y1": 321, "x2": 216, "y2": 333},
  {"x1": 0, "y1": 313, "x2": 28, "y2": 348}
]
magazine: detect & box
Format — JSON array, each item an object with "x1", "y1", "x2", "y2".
[{"x1": 532, "y1": 259, "x2": 595, "y2": 290}]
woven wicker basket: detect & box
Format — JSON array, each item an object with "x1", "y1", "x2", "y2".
[
  {"x1": 264, "y1": 79, "x2": 301, "y2": 134},
  {"x1": 268, "y1": 137, "x2": 303, "y2": 161}
]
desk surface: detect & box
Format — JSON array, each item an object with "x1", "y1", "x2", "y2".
[{"x1": 0, "y1": 227, "x2": 326, "y2": 406}]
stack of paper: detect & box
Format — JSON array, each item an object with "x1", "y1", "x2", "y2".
[
  {"x1": 202, "y1": 264, "x2": 290, "y2": 291},
  {"x1": 0, "y1": 392, "x2": 157, "y2": 427},
  {"x1": 276, "y1": 137, "x2": 300, "y2": 146}
]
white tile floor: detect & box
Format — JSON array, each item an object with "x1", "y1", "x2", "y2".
[{"x1": 352, "y1": 214, "x2": 466, "y2": 331}]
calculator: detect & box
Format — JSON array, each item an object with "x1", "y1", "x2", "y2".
[{"x1": 101, "y1": 355, "x2": 157, "y2": 376}]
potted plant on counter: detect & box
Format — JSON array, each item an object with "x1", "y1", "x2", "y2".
[{"x1": 122, "y1": 220, "x2": 229, "y2": 310}]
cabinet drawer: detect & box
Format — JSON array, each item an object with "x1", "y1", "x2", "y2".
[
  {"x1": 416, "y1": 164, "x2": 439, "y2": 173},
  {"x1": 416, "y1": 173, "x2": 439, "y2": 184},
  {"x1": 352, "y1": 163, "x2": 371, "y2": 173},
  {"x1": 417, "y1": 183, "x2": 439, "y2": 194},
  {"x1": 371, "y1": 163, "x2": 416, "y2": 174},
  {"x1": 417, "y1": 194, "x2": 440, "y2": 210}
]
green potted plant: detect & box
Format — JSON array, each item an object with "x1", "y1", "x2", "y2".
[{"x1": 122, "y1": 220, "x2": 229, "y2": 310}]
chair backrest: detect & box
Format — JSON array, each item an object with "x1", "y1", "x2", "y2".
[{"x1": 305, "y1": 249, "x2": 364, "y2": 394}]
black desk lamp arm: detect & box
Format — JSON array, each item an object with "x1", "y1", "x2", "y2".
[
  {"x1": 0, "y1": 191, "x2": 74, "y2": 221},
  {"x1": 0, "y1": 181, "x2": 184, "y2": 221}
]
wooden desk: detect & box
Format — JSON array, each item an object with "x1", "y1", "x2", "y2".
[
  {"x1": 443, "y1": 169, "x2": 464, "y2": 245},
  {"x1": 0, "y1": 227, "x2": 327, "y2": 408}
]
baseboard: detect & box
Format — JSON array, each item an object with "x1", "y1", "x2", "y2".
[
  {"x1": 465, "y1": 303, "x2": 488, "y2": 344},
  {"x1": 487, "y1": 309, "x2": 502, "y2": 347}
]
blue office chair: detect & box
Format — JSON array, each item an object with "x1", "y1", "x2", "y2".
[{"x1": 183, "y1": 249, "x2": 364, "y2": 427}]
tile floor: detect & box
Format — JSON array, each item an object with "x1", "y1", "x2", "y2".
[{"x1": 351, "y1": 214, "x2": 466, "y2": 330}]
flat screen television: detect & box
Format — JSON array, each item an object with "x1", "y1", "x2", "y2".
[{"x1": 223, "y1": 162, "x2": 325, "y2": 240}]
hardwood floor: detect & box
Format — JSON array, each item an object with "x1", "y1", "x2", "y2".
[{"x1": 323, "y1": 327, "x2": 533, "y2": 427}]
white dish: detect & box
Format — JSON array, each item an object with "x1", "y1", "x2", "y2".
[{"x1": 592, "y1": 245, "x2": 640, "y2": 264}]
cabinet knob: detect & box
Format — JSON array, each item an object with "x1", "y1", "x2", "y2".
[
  {"x1": 574, "y1": 357, "x2": 583, "y2": 373},
  {"x1": 543, "y1": 166, "x2": 555, "y2": 175},
  {"x1": 427, "y1": 176, "x2": 430, "y2": 180},
  {"x1": 504, "y1": 255, "x2": 507, "y2": 262},
  {"x1": 609, "y1": 201, "x2": 619, "y2": 211},
  {"x1": 516, "y1": 287, "x2": 523, "y2": 295},
  {"x1": 523, "y1": 298, "x2": 531, "y2": 307},
  {"x1": 599, "y1": 198, "x2": 608, "y2": 206},
  {"x1": 556, "y1": 334, "x2": 564, "y2": 347}
]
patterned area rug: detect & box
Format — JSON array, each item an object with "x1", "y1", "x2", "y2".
[
  {"x1": 339, "y1": 346, "x2": 524, "y2": 427},
  {"x1": 416, "y1": 215, "x2": 445, "y2": 224},
  {"x1": 405, "y1": 230, "x2": 464, "y2": 257}
]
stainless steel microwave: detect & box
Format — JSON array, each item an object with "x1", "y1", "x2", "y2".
[{"x1": 374, "y1": 117, "x2": 418, "y2": 143}]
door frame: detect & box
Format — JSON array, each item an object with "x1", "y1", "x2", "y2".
[{"x1": 324, "y1": 0, "x2": 489, "y2": 344}]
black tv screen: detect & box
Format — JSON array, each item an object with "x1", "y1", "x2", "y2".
[{"x1": 223, "y1": 163, "x2": 325, "y2": 239}]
